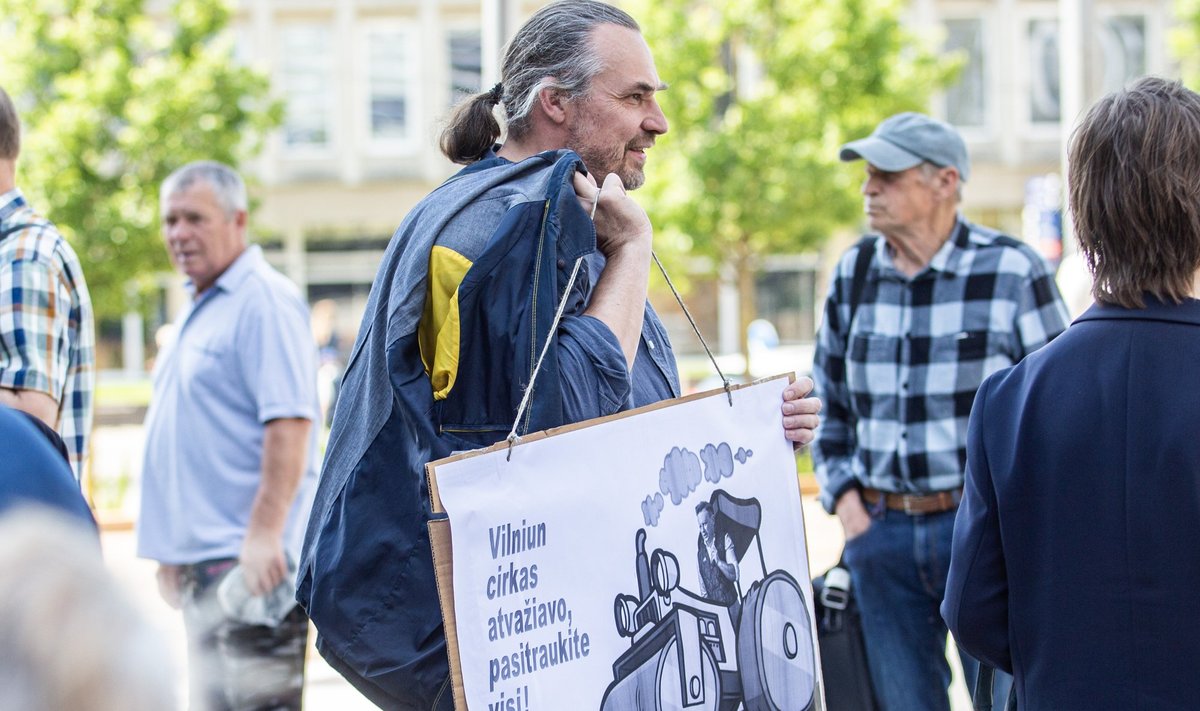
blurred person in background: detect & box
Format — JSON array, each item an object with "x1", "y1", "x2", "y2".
[
  {"x1": 0, "y1": 506, "x2": 173, "y2": 711},
  {"x1": 309, "y1": 298, "x2": 344, "y2": 426},
  {"x1": 944, "y1": 76, "x2": 1200, "y2": 711},
  {"x1": 138, "y1": 161, "x2": 320, "y2": 710},
  {"x1": 812, "y1": 112, "x2": 1070, "y2": 710},
  {"x1": 0, "y1": 85, "x2": 95, "y2": 479}
]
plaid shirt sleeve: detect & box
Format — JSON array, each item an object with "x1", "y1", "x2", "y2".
[
  {"x1": 811, "y1": 247, "x2": 866, "y2": 514},
  {"x1": 0, "y1": 220, "x2": 95, "y2": 480},
  {"x1": 0, "y1": 253, "x2": 72, "y2": 399},
  {"x1": 1012, "y1": 249, "x2": 1071, "y2": 356}
]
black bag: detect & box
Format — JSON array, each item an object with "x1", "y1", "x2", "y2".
[
  {"x1": 973, "y1": 665, "x2": 1018, "y2": 711},
  {"x1": 813, "y1": 559, "x2": 879, "y2": 711}
]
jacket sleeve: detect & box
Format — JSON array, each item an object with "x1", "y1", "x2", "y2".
[
  {"x1": 811, "y1": 259, "x2": 861, "y2": 514},
  {"x1": 941, "y1": 375, "x2": 1013, "y2": 673}
]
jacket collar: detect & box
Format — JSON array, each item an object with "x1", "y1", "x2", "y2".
[{"x1": 1075, "y1": 294, "x2": 1200, "y2": 327}]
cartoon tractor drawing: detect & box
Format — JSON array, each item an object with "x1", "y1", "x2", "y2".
[{"x1": 599, "y1": 490, "x2": 817, "y2": 711}]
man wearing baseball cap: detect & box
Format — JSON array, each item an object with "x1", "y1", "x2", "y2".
[{"x1": 811, "y1": 112, "x2": 1069, "y2": 710}]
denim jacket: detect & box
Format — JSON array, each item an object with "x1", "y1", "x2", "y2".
[{"x1": 297, "y1": 150, "x2": 679, "y2": 709}]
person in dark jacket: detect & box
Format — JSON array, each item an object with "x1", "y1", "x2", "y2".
[
  {"x1": 0, "y1": 405, "x2": 95, "y2": 530},
  {"x1": 942, "y1": 76, "x2": 1200, "y2": 711},
  {"x1": 297, "y1": 2, "x2": 823, "y2": 709}
]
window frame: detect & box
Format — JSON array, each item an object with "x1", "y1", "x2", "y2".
[
  {"x1": 940, "y1": 14, "x2": 990, "y2": 134},
  {"x1": 356, "y1": 20, "x2": 421, "y2": 154},
  {"x1": 277, "y1": 22, "x2": 338, "y2": 158},
  {"x1": 445, "y1": 25, "x2": 484, "y2": 110}
]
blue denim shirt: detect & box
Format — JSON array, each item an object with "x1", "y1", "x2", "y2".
[{"x1": 298, "y1": 150, "x2": 679, "y2": 709}]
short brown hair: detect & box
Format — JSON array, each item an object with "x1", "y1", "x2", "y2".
[
  {"x1": 1068, "y1": 76, "x2": 1200, "y2": 308},
  {"x1": 0, "y1": 87, "x2": 19, "y2": 160}
]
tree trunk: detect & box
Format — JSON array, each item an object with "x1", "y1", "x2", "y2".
[{"x1": 735, "y1": 245, "x2": 757, "y2": 377}]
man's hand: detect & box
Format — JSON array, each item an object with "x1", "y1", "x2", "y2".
[
  {"x1": 705, "y1": 540, "x2": 720, "y2": 562},
  {"x1": 573, "y1": 171, "x2": 653, "y2": 260},
  {"x1": 156, "y1": 564, "x2": 183, "y2": 609},
  {"x1": 835, "y1": 489, "x2": 872, "y2": 541},
  {"x1": 781, "y1": 377, "x2": 822, "y2": 449},
  {"x1": 240, "y1": 417, "x2": 310, "y2": 596},
  {"x1": 574, "y1": 171, "x2": 654, "y2": 367},
  {"x1": 239, "y1": 529, "x2": 288, "y2": 597}
]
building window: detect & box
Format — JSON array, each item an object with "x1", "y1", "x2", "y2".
[
  {"x1": 448, "y1": 30, "x2": 482, "y2": 107},
  {"x1": 1099, "y1": 15, "x2": 1145, "y2": 94},
  {"x1": 944, "y1": 18, "x2": 986, "y2": 128},
  {"x1": 365, "y1": 29, "x2": 414, "y2": 144},
  {"x1": 1028, "y1": 18, "x2": 1060, "y2": 124},
  {"x1": 755, "y1": 267, "x2": 818, "y2": 344},
  {"x1": 280, "y1": 25, "x2": 334, "y2": 149}
]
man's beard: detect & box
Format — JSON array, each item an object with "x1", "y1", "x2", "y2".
[
  {"x1": 568, "y1": 129, "x2": 648, "y2": 190},
  {"x1": 575, "y1": 144, "x2": 644, "y2": 191}
]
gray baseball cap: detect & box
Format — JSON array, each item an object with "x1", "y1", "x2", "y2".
[{"x1": 839, "y1": 112, "x2": 970, "y2": 182}]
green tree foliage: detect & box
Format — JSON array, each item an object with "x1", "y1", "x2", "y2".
[
  {"x1": 627, "y1": 0, "x2": 956, "y2": 360},
  {"x1": 1172, "y1": 0, "x2": 1200, "y2": 88},
  {"x1": 0, "y1": 0, "x2": 280, "y2": 325}
]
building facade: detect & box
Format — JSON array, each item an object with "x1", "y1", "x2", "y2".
[{"x1": 206, "y1": 0, "x2": 1176, "y2": 382}]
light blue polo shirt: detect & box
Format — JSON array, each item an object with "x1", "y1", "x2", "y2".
[{"x1": 137, "y1": 245, "x2": 320, "y2": 565}]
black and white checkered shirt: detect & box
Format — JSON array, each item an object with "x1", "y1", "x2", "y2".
[{"x1": 812, "y1": 218, "x2": 1070, "y2": 513}]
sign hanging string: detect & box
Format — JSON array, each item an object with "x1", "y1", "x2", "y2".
[{"x1": 507, "y1": 193, "x2": 732, "y2": 460}]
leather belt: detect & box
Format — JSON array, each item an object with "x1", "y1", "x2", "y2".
[{"x1": 861, "y1": 487, "x2": 962, "y2": 515}]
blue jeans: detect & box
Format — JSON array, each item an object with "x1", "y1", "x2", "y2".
[{"x1": 843, "y1": 505, "x2": 1012, "y2": 711}]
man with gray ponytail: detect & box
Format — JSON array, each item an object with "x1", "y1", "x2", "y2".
[{"x1": 298, "y1": 2, "x2": 822, "y2": 708}]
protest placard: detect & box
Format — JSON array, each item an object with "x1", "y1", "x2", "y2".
[{"x1": 428, "y1": 375, "x2": 825, "y2": 711}]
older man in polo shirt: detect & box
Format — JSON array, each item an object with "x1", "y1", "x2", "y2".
[
  {"x1": 138, "y1": 161, "x2": 320, "y2": 711},
  {"x1": 812, "y1": 113, "x2": 1069, "y2": 710}
]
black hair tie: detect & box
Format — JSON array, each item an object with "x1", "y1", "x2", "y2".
[{"x1": 488, "y1": 82, "x2": 504, "y2": 104}]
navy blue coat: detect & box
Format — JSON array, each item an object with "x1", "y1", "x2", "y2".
[
  {"x1": 297, "y1": 152, "x2": 679, "y2": 709},
  {"x1": 943, "y1": 297, "x2": 1200, "y2": 710},
  {"x1": 0, "y1": 405, "x2": 95, "y2": 529}
]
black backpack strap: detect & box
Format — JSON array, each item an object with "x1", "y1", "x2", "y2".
[
  {"x1": 847, "y1": 236, "x2": 877, "y2": 327},
  {"x1": 0, "y1": 221, "x2": 46, "y2": 241}
]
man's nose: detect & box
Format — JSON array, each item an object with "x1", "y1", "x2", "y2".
[
  {"x1": 644, "y1": 100, "x2": 668, "y2": 135},
  {"x1": 164, "y1": 222, "x2": 189, "y2": 245}
]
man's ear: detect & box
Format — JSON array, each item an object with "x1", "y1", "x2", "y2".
[
  {"x1": 537, "y1": 82, "x2": 569, "y2": 126},
  {"x1": 937, "y1": 167, "x2": 960, "y2": 201}
]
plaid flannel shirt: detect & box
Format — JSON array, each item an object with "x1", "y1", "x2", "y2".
[
  {"x1": 0, "y1": 189, "x2": 95, "y2": 480},
  {"x1": 812, "y1": 218, "x2": 1069, "y2": 513}
]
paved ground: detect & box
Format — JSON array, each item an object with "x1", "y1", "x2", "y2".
[{"x1": 101, "y1": 496, "x2": 970, "y2": 709}]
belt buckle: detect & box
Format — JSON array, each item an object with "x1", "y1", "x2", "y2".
[{"x1": 902, "y1": 495, "x2": 920, "y2": 515}]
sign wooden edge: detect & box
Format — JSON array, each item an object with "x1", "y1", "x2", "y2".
[
  {"x1": 424, "y1": 371, "x2": 800, "y2": 710},
  {"x1": 428, "y1": 518, "x2": 468, "y2": 711},
  {"x1": 426, "y1": 371, "x2": 796, "y2": 515}
]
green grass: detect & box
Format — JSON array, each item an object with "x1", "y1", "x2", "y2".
[
  {"x1": 95, "y1": 379, "x2": 153, "y2": 408},
  {"x1": 795, "y1": 448, "x2": 814, "y2": 475}
]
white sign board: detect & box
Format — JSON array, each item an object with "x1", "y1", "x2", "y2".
[{"x1": 430, "y1": 376, "x2": 824, "y2": 711}]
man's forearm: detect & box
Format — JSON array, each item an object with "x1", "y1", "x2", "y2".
[
  {"x1": 583, "y1": 242, "x2": 651, "y2": 368},
  {"x1": 0, "y1": 386, "x2": 59, "y2": 428},
  {"x1": 247, "y1": 417, "x2": 311, "y2": 538}
]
